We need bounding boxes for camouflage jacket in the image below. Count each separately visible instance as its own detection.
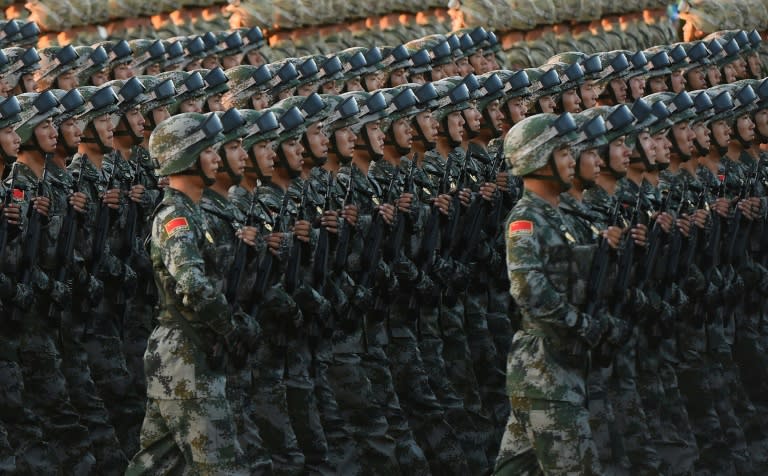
[505,189,596,404]
[200,188,245,294]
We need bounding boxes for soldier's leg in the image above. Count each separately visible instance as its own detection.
[248,341,305,476]
[657,358,699,476]
[121,293,154,396]
[587,365,630,474]
[227,360,272,475]
[126,399,186,475]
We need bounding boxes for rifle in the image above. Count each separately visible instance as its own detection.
[89,160,118,275]
[441,148,471,258]
[12,159,49,322]
[312,174,334,295]
[284,181,310,295]
[611,192,643,318]
[226,190,259,305]
[0,163,18,269]
[384,156,417,264]
[724,159,761,267]
[585,199,621,317]
[680,189,707,279]
[333,168,355,273]
[414,152,455,275]
[47,159,85,320]
[248,193,288,317]
[661,182,690,303]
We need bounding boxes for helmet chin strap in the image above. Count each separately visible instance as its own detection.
[178,157,215,186]
[481,109,501,139]
[329,133,353,165]
[709,124,730,156]
[669,130,693,162]
[57,130,79,156]
[735,128,753,149]
[629,142,658,171]
[412,118,436,149]
[693,137,710,157]
[217,147,243,185]
[354,126,383,161]
[276,142,302,179]
[573,153,596,189]
[655,161,670,171]
[245,148,270,183]
[81,123,113,154]
[527,154,571,191]
[301,135,327,166]
[384,129,411,156]
[439,117,462,148]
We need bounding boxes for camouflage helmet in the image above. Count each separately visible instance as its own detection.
[157,71,206,115]
[380,45,413,73]
[14,21,39,49]
[0,20,21,49]
[72,46,109,85]
[337,47,370,81]
[221,65,274,109]
[272,105,308,146]
[503,112,578,176]
[595,50,631,84]
[162,40,186,70]
[475,72,506,111]
[323,95,361,133]
[172,36,207,71]
[571,111,608,157]
[432,78,472,122]
[241,108,281,151]
[272,92,330,126]
[216,31,246,58]
[237,26,266,54]
[1,47,40,90]
[541,61,585,91]
[0,95,22,130]
[34,45,80,91]
[548,52,603,81]
[526,67,562,102]
[76,84,119,126]
[340,90,389,133]
[128,39,166,74]
[194,67,230,100]
[378,86,420,132]
[688,89,716,124]
[109,77,150,115]
[580,105,637,143]
[50,88,86,127]
[644,91,696,126]
[704,35,742,68]
[267,60,300,97]
[407,47,432,75]
[498,69,532,100]
[738,78,768,110]
[94,40,133,70]
[150,112,225,176]
[14,91,61,144]
[137,75,176,115]
[215,108,248,146]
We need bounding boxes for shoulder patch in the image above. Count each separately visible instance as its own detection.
[717,174,725,182]
[508,220,534,237]
[12,188,24,200]
[164,217,189,237]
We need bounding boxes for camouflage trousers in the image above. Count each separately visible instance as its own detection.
[587,365,630,473]
[496,396,602,475]
[126,397,248,475]
[247,338,305,476]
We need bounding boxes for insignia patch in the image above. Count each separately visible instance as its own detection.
[718,174,725,182]
[508,220,534,237]
[12,188,24,200]
[205,231,214,243]
[164,217,189,237]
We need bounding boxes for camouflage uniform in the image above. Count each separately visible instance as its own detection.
[126,187,247,475]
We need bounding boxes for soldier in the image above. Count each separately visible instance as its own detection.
[1,46,41,94]
[494,112,626,475]
[35,45,80,92]
[72,45,110,87]
[160,71,207,115]
[126,111,253,475]
[128,39,166,77]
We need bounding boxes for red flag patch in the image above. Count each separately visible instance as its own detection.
[718,174,725,182]
[12,188,23,200]
[508,220,534,237]
[164,217,189,237]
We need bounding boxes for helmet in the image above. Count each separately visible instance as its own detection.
[137,75,177,115]
[158,71,207,115]
[216,31,245,58]
[1,47,40,89]
[195,67,230,101]
[14,91,61,144]
[76,84,120,126]
[241,108,281,151]
[128,39,166,74]
[221,64,273,109]
[432,78,472,122]
[150,112,225,176]
[572,112,607,156]
[50,88,86,127]
[237,26,266,54]
[35,45,80,91]
[323,95,361,133]
[504,113,578,176]
[107,77,149,115]
[72,46,109,85]
[162,40,186,70]
[378,86,420,132]
[0,95,21,130]
[475,72,506,111]
[645,91,696,126]
[688,89,716,124]
[340,90,389,133]
[272,106,307,146]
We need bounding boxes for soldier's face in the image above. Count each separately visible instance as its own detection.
[59,118,82,150]
[21,74,36,93]
[671,121,695,156]
[199,146,221,180]
[456,57,474,77]
[629,76,646,101]
[462,106,482,132]
[469,51,487,75]
[280,138,304,171]
[222,54,243,70]
[389,68,408,87]
[579,148,601,181]
[537,95,556,113]
[637,131,657,165]
[206,94,223,112]
[415,111,438,143]
[112,64,133,80]
[446,111,465,143]
[552,146,575,183]
[333,127,356,157]
[506,97,527,124]
[222,138,247,176]
[430,65,448,81]
[33,118,57,153]
[693,122,710,152]
[90,70,109,86]
[670,70,686,93]
[734,58,747,79]
[251,93,269,110]
[710,120,731,148]
[409,72,425,84]
[184,59,202,72]
[610,78,628,103]
[245,50,266,67]
[202,56,220,70]
[686,67,707,90]
[445,61,459,77]
[305,122,329,159]
[735,114,755,142]
[723,63,737,83]
[561,89,582,113]
[608,136,630,173]
[345,78,363,92]
[391,118,413,150]
[321,81,341,95]
[125,108,146,138]
[486,100,505,133]
[579,80,598,108]
[152,107,170,127]
[252,140,275,176]
[180,98,203,114]
[145,63,162,76]
[0,126,20,157]
[296,83,317,97]
[753,109,768,139]
[56,70,78,90]
[364,121,385,155]
[363,74,381,92]
[648,76,667,93]
[484,53,500,71]
[653,131,672,163]
[748,53,763,78]
[707,65,721,86]
[92,114,115,148]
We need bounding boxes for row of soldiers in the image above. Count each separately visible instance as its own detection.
[0,15,764,476]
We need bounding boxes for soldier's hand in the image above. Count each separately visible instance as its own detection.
[320,210,338,234]
[712,197,730,217]
[602,226,622,249]
[458,188,471,207]
[737,197,761,220]
[631,223,648,247]
[341,204,358,227]
[292,220,311,243]
[692,208,708,228]
[32,196,50,217]
[496,171,509,191]
[12,283,34,310]
[397,192,413,214]
[655,212,674,233]
[267,233,284,255]
[434,194,452,215]
[676,216,692,237]
[378,203,395,225]
[69,191,88,213]
[103,188,121,209]
[479,182,497,201]
[128,184,145,203]
[236,226,259,247]
[2,202,21,224]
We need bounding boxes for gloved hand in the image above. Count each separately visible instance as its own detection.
[683,264,707,297]
[12,283,34,310]
[261,285,302,328]
[599,311,630,347]
[415,271,439,297]
[122,263,138,297]
[574,312,605,348]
